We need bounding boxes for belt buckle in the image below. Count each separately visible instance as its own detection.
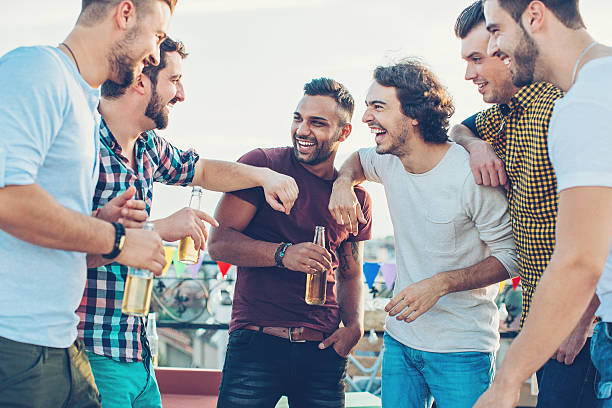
[288,327,306,343]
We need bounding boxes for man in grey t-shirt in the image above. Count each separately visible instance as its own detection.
[329,60,517,408]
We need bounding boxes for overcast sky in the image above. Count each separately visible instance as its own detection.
[2,1,611,239]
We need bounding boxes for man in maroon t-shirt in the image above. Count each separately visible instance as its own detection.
[208,78,372,408]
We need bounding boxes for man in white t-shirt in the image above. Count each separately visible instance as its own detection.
[474,1,612,407]
[329,60,518,408]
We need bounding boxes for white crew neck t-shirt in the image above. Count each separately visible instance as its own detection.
[548,56,612,322]
[359,143,518,353]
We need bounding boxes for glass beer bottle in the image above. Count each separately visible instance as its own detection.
[147,313,159,367]
[305,226,327,305]
[179,186,203,264]
[122,222,155,316]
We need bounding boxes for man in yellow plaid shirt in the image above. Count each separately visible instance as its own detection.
[451,2,599,407]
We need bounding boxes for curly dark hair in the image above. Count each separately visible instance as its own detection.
[373,59,455,144]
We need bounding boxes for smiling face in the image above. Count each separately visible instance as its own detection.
[144,51,185,129]
[107,1,171,87]
[291,95,347,166]
[484,0,541,87]
[362,80,414,157]
[461,23,517,104]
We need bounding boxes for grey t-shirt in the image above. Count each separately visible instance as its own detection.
[359,143,517,353]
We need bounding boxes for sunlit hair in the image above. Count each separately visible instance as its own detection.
[373,59,455,144]
[303,78,355,124]
[101,37,187,99]
[455,1,485,39]
[483,0,585,29]
[79,0,177,26]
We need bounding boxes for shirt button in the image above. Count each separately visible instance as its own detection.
[513,185,517,190]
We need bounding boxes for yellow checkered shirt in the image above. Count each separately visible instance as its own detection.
[475,82,565,326]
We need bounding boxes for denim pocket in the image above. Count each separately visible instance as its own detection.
[228,329,257,349]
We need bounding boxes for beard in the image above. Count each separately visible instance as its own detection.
[510,23,539,87]
[292,131,340,166]
[107,26,143,88]
[374,122,410,156]
[145,85,170,130]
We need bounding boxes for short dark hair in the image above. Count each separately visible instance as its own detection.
[79,0,177,26]
[455,1,485,38]
[101,37,187,99]
[303,78,355,124]
[373,59,455,144]
[485,0,585,29]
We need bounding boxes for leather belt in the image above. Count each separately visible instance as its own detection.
[244,325,324,343]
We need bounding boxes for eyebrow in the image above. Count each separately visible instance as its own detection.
[365,99,387,106]
[486,23,499,32]
[293,112,329,122]
[466,51,483,60]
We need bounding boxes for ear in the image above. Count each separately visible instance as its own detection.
[132,73,148,96]
[112,0,136,31]
[338,123,352,142]
[523,1,546,34]
[411,119,419,127]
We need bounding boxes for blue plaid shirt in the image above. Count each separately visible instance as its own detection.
[77,119,199,362]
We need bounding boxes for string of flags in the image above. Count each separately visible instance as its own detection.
[363,262,521,292]
[363,262,397,290]
[161,246,232,278]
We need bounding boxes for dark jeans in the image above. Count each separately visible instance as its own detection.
[0,336,101,408]
[591,322,612,407]
[536,337,598,408]
[217,328,347,408]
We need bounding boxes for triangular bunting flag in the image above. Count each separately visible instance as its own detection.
[189,253,205,279]
[380,263,397,291]
[173,250,185,278]
[363,262,380,290]
[161,246,176,277]
[217,261,232,278]
[511,276,521,290]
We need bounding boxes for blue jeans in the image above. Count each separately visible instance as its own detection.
[591,322,612,407]
[536,337,598,408]
[87,351,162,408]
[381,333,494,408]
[217,329,347,408]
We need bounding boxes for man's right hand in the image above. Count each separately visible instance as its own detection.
[281,242,332,274]
[329,180,366,236]
[115,228,166,276]
[466,140,507,187]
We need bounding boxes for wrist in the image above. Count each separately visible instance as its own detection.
[465,139,487,153]
[433,273,452,297]
[274,242,292,267]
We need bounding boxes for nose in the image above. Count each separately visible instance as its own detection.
[465,63,477,81]
[296,121,309,136]
[147,45,161,67]
[487,35,500,57]
[362,108,374,124]
[175,81,185,102]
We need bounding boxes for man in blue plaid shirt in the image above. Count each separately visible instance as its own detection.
[78,37,299,407]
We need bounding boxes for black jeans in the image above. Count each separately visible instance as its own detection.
[217,328,347,408]
[536,337,598,408]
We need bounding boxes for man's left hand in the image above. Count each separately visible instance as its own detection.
[261,170,299,215]
[318,325,363,357]
[96,186,147,228]
[552,321,590,365]
[385,276,445,323]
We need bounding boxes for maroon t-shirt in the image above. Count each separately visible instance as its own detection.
[228,147,372,334]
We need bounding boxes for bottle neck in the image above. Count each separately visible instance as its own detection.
[188,193,202,209]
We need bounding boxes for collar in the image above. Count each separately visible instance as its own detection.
[508,82,551,114]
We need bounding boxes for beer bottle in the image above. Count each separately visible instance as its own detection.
[147,313,159,367]
[122,222,155,316]
[178,186,203,264]
[305,226,327,305]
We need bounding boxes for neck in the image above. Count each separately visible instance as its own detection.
[299,152,338,180]
[99,99,148,156]
[538,28,595,91]
[398,140,451,174]
[61,26,113,88]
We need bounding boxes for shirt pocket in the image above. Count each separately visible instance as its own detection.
[424,206,456,254]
